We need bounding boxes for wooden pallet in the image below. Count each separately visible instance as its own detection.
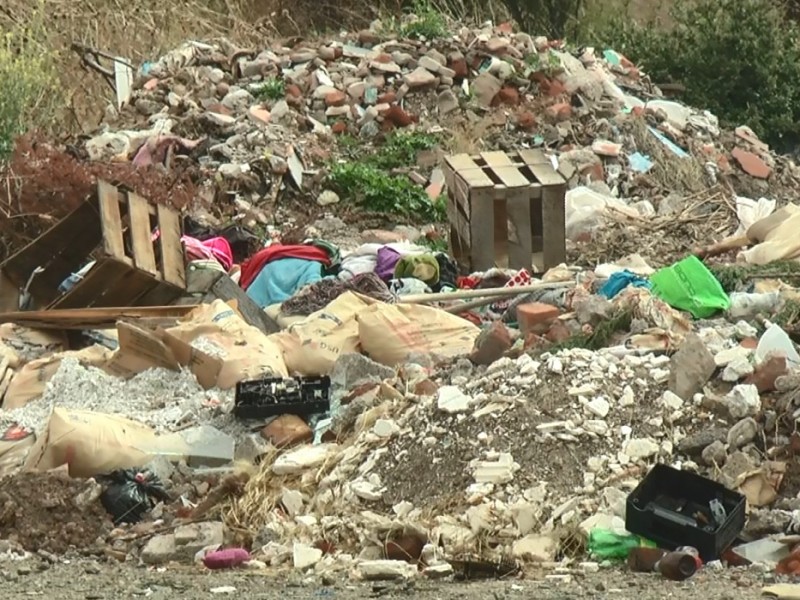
[0,181,186,311]
[442,149,567,273]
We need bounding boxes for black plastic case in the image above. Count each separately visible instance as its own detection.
[625,464,746,561]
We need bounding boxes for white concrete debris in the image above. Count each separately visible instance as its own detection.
[292,543,323,570]
[357,560,418,581]
[471,452,520,484]
[273,444,339,475]
[724,384,761,419]
[2,357,233,435]
[436,385,473,413]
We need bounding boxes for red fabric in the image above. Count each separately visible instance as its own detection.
[240,244,332,290]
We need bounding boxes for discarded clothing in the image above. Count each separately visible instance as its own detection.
[280,272,394,316]
[183,218,261,264]
[390,277,431,296]
[182,236,234,271]
[394,254,440,285]
[599,270,651,299]
[241,244,333,291]
[376,247,402,281]
[246,258,324,308]
[339,242,429,280]
[432,253,458,292]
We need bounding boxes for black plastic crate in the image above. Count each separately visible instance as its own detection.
[234,376,330,419]
[625,464,746,562]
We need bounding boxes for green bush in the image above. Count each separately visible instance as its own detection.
[589,0,800,148]
[0,19,58,162]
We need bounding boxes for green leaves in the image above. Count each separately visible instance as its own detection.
[328,131,445,222]
[591,0,800,148]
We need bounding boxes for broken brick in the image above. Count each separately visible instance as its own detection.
[545,102,572,122]
[469,321,512,366]
[515,111,536,131]
[384,105,414,127]
[492,86,520,106]
[324,90,347,107]
[731,147,771,179]
[745,355,787,394]
[516,302,560,336]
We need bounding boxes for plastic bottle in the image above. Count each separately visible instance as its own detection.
[588,529,656,560]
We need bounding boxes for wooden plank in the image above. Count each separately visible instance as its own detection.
[98,181,129,262]
[156,204,186,288]
[207,273,279,334]
[542,182,568,270]
[445,196,470,246]
[445,155,494,188]
[526,161,567,188]
[0,305,197,330]
[480,151,530,188]
[517,148,551,166]
[493,198,509,269]
[136,283,184,307]
[469,187,495,271]
[92,268,161,307]
[453,172,472,217]
[506,189,533,271]
[127,192,158,276]
[48,259,128,309]
[2,200,103,303]
[0,271,19,312]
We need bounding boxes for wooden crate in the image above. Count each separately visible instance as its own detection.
[442,150,567,273]
[0,180,186,311]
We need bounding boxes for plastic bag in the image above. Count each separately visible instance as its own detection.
[650,255,730,319]
[100,469,170,525]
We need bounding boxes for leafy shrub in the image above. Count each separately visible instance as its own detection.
[328,131,444,221]
[589,0,800,148]
[0,17,58,162]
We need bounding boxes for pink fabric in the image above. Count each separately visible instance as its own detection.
[181,236,233,270]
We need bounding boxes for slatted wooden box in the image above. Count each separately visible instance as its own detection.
[0,180,186,311]
[442,150,567,273]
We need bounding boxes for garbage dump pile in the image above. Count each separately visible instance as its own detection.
[4,16,800,598]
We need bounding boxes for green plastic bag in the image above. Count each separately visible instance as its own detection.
[650,255,730,319]
[588,528,656,560]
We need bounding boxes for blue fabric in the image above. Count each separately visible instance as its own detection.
[245,257,324,308]
[599,270,652,299]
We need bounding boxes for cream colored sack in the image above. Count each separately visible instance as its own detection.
[24,408,164,477]
[271,292,375,376]
[166,299,288,387]
[3,345,111,410]
[357,303,480,366]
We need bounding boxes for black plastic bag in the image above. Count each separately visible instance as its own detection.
[99,469,171,525]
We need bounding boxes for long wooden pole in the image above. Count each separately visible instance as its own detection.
[398,281,575,304]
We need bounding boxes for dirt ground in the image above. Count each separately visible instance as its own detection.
[0,558,774,599]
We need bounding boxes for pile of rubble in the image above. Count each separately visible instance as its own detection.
[5,14,800,595]
[59,18,799,265]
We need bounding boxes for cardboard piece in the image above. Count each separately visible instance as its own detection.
[357,302,481,366]
[271,291,376,377]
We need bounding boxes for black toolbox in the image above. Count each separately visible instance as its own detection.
[234,376,330,419]
[625,464,746,562]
